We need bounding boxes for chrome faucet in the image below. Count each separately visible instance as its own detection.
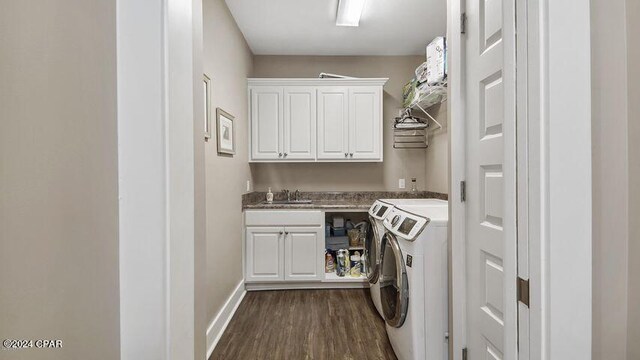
[282,189,291,202]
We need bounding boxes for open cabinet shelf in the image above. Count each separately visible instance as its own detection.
[324,272,368,282]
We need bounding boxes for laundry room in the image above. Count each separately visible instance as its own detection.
[3,0,613,358]
[204,0,450,359]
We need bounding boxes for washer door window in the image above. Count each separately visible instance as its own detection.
[365,217,380,283]
[380,232,409,328]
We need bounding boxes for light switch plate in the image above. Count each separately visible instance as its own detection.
[399,178,406,189]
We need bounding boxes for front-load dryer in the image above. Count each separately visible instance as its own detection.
[367,200,395,318]
[380,204,449,360]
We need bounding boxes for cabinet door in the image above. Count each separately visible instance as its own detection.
[349,86,382,160]
[246,227,283,282]
[284,226,324,281]
[317,87,349,160]
[283,87,316,160]
[250,86,283,160]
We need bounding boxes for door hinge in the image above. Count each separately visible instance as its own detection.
[460,181,466,202]
[518,277,530,307]
[461,12,467,34]
[462,347,468,360]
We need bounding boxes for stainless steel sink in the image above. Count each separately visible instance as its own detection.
[266,199,313,205]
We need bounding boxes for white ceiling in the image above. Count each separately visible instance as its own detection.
[224,0,447,56]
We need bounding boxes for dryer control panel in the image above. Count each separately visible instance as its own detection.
[368,200,394,220]
[383,208,430,241]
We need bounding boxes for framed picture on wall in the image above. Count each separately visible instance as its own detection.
[216,108,235,155]
[203,74,212,141]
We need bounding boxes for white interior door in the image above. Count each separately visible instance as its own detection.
[250,86,283,160]
[317,87,349,160]
[349,87,382,160]
[283,86,316,160]
[464,0,518,358]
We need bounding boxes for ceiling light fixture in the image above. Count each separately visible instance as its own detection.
[336,0,366,27]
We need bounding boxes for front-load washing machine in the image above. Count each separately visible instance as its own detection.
[367,200,395,318]
[367,198,447,319]
[379,204,449,360]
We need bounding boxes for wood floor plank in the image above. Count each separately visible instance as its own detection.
[209,289,397,360]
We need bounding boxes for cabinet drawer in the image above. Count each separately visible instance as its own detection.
[245,210,323,227]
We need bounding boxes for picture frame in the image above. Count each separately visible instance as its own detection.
[216,108,236,155]
[203,74,212,141]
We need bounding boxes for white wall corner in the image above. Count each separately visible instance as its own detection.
[206,281,247,359]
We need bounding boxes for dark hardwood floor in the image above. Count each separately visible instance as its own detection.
[209,289,397,360]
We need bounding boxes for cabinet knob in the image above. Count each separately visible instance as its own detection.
[284,153,288,157]
[350,153,354,157]
[344,153,348,158]
[285,231,289,235]
[279,153,283,157]
[279,231,284,235]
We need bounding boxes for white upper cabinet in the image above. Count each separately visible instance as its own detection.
[283,87,316,160]
[349,87,382,160]
[248,78,387,162]
[317,87,349,160]
[250,86,283,160]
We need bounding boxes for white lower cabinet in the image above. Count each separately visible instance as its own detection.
[284,227,324,281]
[245,211,324,283]
[246,227,284,282]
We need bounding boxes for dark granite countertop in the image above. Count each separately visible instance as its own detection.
[242,191,448,210]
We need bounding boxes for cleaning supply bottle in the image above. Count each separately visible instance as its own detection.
[325,252,335,273]
[361,251,367,274]
[266,187,274,203]
[350,251,361,277]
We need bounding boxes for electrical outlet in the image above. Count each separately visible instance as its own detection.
[399,178,406,189]
[246,180,251,192]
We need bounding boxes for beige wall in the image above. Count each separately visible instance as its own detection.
[251,55,448,194]
[591,0,634,358]
[626,0,640,358]
[0,1,120,359]
[425,103,448,194]
[203,0,254,322]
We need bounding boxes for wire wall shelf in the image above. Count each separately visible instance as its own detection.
[408,83,447,114]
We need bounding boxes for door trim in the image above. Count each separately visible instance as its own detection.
[448,0,468,357]
[117,0,205,358]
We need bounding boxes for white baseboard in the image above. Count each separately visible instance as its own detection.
[245,281,369,291]
[206,281,246,359]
